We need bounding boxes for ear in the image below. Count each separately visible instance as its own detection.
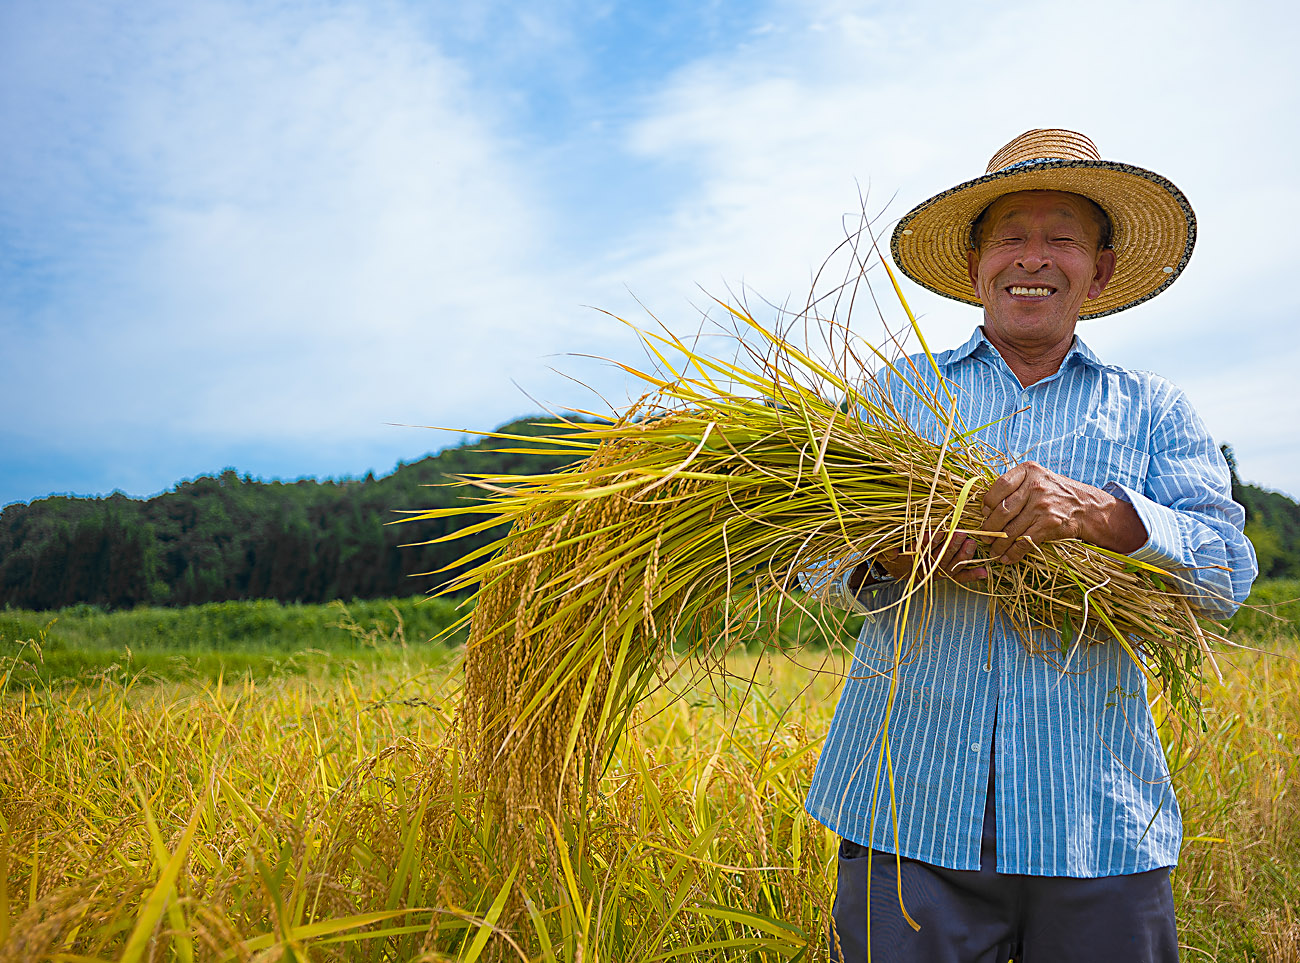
[1087,248,1117,300]
[966,248,982,298]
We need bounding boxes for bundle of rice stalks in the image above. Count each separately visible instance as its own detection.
[405,279,1224,834]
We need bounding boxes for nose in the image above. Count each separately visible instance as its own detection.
[1015,234,1052,273]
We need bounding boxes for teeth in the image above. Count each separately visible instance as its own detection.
[1010,286,1053,297]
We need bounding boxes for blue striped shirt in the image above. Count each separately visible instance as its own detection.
[804,326,1257,877]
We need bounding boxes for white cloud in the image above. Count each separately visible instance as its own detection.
[3,0,1298,504]
[4,0,615,462]
[602,0,1300,495]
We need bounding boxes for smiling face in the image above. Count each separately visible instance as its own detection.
[966,190,1117,358]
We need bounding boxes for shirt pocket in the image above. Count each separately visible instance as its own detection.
[1020,429,1150,491]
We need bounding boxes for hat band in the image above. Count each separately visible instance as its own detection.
[997,156,1075,174]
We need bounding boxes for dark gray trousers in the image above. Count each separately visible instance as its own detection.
[829,764,1179,963]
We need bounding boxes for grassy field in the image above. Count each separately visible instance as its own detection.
[0,588,1298,960]
[0,596,466,688]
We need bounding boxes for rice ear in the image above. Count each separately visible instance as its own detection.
[404,302,1219,838]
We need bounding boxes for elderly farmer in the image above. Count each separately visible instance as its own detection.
[811,130,1257,962]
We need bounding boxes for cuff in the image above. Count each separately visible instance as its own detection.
[1103,482,1185,570]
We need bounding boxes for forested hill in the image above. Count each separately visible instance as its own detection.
[1220,444,1300,580]
[2,428,1298,611]
[0,419,587,610]
[1236,486,1300,581]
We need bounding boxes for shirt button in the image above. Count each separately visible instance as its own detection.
[982,661,992,672]
[969,742,979,752]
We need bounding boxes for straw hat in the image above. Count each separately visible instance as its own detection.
[889,129,1196,319]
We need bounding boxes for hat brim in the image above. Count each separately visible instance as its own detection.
[889,159,1196,319]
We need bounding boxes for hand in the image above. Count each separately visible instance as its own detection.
[979,461,1147,565]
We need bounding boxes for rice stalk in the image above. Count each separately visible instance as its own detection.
[406,273,1225,837]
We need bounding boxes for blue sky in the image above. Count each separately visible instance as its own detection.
[3,0,1299,508]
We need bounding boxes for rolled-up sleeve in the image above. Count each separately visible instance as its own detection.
[1104,387,1257,619]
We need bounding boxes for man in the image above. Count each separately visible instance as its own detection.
[808,129,1257,962]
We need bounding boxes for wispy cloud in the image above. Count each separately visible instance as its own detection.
[607,0,1300,492]
[2,0,1296,505]
[2,0,608,494]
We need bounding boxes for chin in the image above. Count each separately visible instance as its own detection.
[988,310,1075,342]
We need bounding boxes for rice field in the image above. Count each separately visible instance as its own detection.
[1,612,1298,961]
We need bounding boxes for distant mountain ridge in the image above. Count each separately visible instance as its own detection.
[1,426,1296,611]
[0,418,584,610]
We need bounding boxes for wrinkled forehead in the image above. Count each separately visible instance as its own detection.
[981,189,1099,226]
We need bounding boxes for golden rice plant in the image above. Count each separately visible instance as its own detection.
[0,642,841,961]
[406,259,1226,835]
[2,635,1294,960]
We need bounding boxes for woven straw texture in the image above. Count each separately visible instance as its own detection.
[890,129,1196,319]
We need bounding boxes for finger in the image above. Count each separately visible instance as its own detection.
[949,539,987,583]
[930,531,956,568]
[938,532,974,571]
[914,529,945,567]
[990,510,1037,561]
[982,465,1026,519]
[952,563,988,584]
[1001,531,1040,565]
[927,530,967,576]
[1000,513,1058,563]
[980,481,1030,542]
[983,485,1033,552]
[944,536,977,574]
[980,496,1013,544]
